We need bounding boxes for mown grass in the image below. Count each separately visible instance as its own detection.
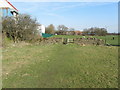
[2,43,118,88]
[52,35,119,45]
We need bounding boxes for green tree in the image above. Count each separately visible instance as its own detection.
[45,24,55,34]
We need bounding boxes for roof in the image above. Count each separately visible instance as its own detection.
[74,31,82,33]
[0,0,18,12]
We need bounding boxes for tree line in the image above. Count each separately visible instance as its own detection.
[2,13,108,43]
[82,27,107,36]
[45,24,76,35]
[45,25,108,36]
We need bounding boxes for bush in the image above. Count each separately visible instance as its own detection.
[2,14,39,43]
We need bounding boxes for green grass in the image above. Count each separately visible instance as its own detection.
[2,44,118,88]
[52,35,119,45]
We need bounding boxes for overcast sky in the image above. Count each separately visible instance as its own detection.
[11,2,118,33]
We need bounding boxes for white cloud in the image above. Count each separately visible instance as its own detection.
[50,2,111,11]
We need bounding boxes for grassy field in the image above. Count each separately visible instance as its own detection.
[2,43,118,88]
[52,35,119,45]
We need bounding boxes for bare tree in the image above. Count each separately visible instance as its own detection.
[57,25,68,35]
[69,28,75,31]
[2,14,39,43]
[57,25,68,31]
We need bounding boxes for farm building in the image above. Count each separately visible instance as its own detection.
[37,24,45,36]
[74,31,82,35]
[37,24,53,38]
[0,0,18,17]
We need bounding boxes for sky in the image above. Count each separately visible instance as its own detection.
[11,2,118,33]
